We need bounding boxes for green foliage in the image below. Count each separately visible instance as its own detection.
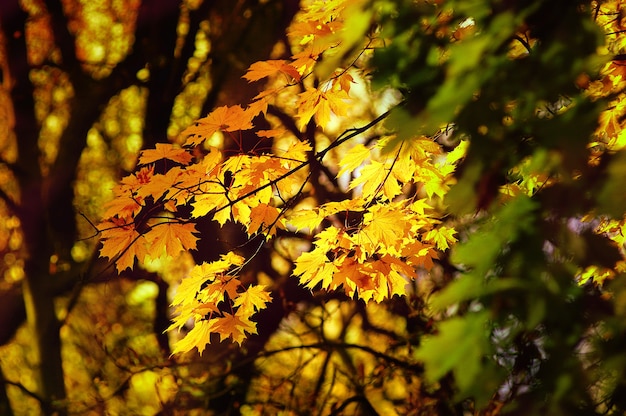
[371,0,626,413]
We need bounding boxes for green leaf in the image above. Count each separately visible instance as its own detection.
[431,274,528,311]
[415,310,491,394]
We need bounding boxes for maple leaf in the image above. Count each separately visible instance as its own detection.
[276,138,312,160]
[191,185,230,220]
[411,199,433,215]
[172,318,217,355]
[291,43,328,75]
[233,285,272,315]
[403,240,438,270]
[243,60,301,82]
[138,143,193,166]
[293,248,337,289]
[418,165,448,199]
[349,161,402,201]
[333,256,370,296]
[337,143,371,178]
[99,221,149,272]
[211,311,258,346]
[137,167,185,203]
[193,301,220,316]
[287,208,325,232]
[214,274,242,300]
[320,198,365,217]
[118,166,154,192]
[247,203,285,236]
[424,226,458,250]
[288,20,335,44]
[144,221,199,258]
[359,204,412,255]
[295,87,350,130]
[247,98,269,118]
[361,256,411,302]
[181,105,254,146]
[171,252,244,309]
[101,194,143,220]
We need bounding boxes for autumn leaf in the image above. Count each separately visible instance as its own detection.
[291,43,327,75]
[137,167,185,203]
[287,208,325,232]
[337,143,371,178]
[172,318,217,356]
[191,184,230,221]
[247,203,285,236]
[358,204,412,255]
[349,161,402,201]
[243,60,301,82]
[424,226,458,250]
[144,221,199,258]
[138,143,193,166]
[247,97,269,118]
[181,105,254,146]
[294,248,336,289]
[211,311,258,346]
[295,87,350,130]
[333,256,371,297]
[233,285,272,315]
[170,252,245,310]
[288,21,335,45]
[99,221,149,272]
[101,194,143,220]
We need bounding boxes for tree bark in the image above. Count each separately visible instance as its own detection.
[0,2,67,413]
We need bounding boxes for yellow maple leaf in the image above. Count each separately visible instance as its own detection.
[172,318,217,355]
[403,240,438,270]
[144,221,199,258]
[287,208,325,232]
[137,167,185,203]
[358,204,412,255]
[191,185,230,220]
[233,285,272,315]
[295,87,350,130]
[364,256,413,302]
[171,252,244,309]
[349,161,402,201]
[247,203,285,236]
[337,143,371,178]
[333,256,370,297]
[424,226,458,250]
[294,248,336,289]
[101,194,143,220]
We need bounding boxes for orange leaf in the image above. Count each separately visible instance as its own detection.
[247,203,285,236]
[99,221,148,272]
[243,60,301,82]
[182,105,254,146]
[138,143,193,166]
[211,311,258,346]
[101,194,143,220]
